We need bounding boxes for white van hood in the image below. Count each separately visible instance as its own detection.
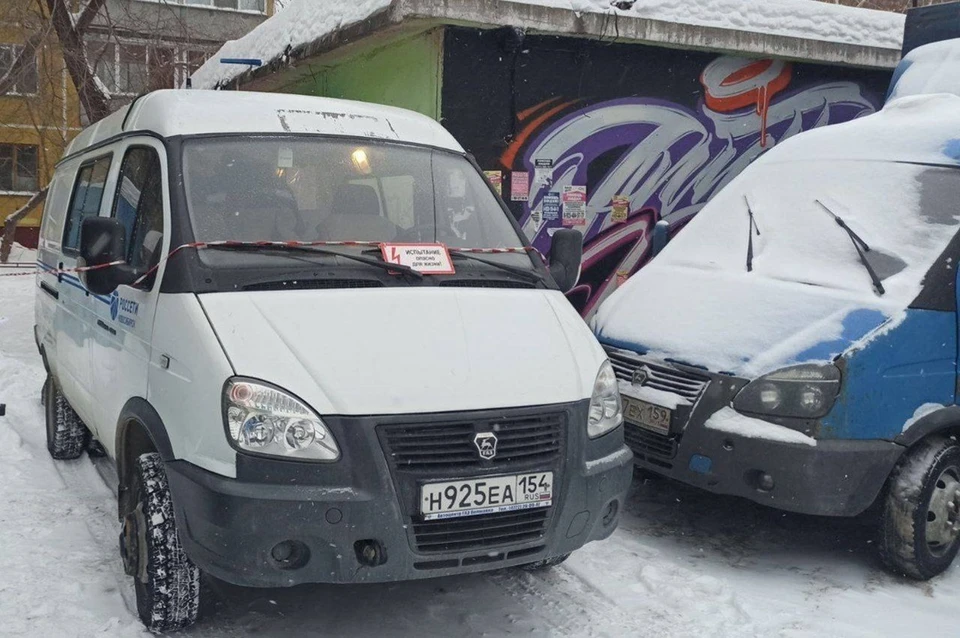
[199,288,605,416]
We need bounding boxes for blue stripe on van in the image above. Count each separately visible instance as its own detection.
[37,260,112,305]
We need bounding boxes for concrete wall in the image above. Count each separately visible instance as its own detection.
[440,26,893,314]
[282,29,444,120]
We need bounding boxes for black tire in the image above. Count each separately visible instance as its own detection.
[879,436,960,580]
[520,553,571,571]
[124,452,200,632]
[44,376,89,460]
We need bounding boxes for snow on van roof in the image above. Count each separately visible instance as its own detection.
[593,94,960,376]
[888,38,960,102]
[63,90,463,159]
[190,0,905,91]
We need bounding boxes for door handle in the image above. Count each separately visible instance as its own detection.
[96,319,117,336]
[40,281,59,300]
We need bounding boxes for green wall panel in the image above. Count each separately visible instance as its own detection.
[285,29,443,120]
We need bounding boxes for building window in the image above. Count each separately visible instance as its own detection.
[0,144,39,192]
[184,0,265,12]
[94,42,190,94]
[0,44,39,95]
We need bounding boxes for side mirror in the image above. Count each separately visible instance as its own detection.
[549,228,583,293]
[651,220,671,258]
[78,217,139,295]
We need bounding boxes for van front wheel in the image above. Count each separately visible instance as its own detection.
[123,452,200,632]
[879,436,960,580]
[44,376,89,460]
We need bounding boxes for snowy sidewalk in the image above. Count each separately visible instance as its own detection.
[1,271,959,637]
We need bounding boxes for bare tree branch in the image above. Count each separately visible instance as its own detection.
[0,29,48,96]
[0,189,48,263]
[43,0,111,123]
[74,0,107,35]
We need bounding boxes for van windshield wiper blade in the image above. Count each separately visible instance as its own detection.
[206,244,424,279]
[744,195,761,273]
[448,251,545,284]
[815,200,885,296]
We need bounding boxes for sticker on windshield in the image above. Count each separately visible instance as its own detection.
[278,147,293,168]
[381,243,456,275]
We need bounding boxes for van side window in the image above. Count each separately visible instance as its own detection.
[62,155,112,252]
[112,147,164,277]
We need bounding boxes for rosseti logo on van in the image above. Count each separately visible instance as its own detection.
[111,291,139,328]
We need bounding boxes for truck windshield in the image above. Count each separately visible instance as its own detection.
[659,159,960,303]
[181,137,525,251]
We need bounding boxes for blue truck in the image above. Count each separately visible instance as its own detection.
[593,7,960,580]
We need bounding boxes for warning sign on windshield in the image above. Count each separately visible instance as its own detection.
[381,243,456,275]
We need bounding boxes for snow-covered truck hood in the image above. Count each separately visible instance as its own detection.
[198,288,606,416]
[593,264,897,377]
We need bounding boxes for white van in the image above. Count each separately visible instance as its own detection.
[33,90,633,631]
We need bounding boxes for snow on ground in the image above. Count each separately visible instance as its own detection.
[2,272,960,637]
[190,0,904,90]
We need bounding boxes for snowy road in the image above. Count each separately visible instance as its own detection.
[2,270,959,637]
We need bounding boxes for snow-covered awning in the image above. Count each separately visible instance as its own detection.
[191,0,905,91]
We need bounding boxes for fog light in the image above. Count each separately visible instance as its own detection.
[758,473,775,492]
[355,539,387,567]
[270,540,310,569]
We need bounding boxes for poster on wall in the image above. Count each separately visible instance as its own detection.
[534,159,554,187]
[484,170,503,197]
[562,186,587,227]
[511,172,530,202]
[611,196,629,224]
[542,192,561,222]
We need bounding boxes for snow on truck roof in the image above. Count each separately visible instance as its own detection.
[888,38,960,103]
[63,90,463,159]
[190,0,905,91]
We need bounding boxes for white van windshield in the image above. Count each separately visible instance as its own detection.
[659,159,960,305]
[182,137,525,250]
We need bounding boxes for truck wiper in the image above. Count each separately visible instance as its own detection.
[206,244,424,279]
[744,195,761,273]
[815,200,885,296]
[448,251,545,284]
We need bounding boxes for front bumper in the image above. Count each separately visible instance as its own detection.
[165,401,633,588]
[606,348,904,517]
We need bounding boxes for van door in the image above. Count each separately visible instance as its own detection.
[87,140,168,456]
[54,153,114,429]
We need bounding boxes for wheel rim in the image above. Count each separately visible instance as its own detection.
[925,465,960,557]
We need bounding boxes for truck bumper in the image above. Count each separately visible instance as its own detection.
[165,401,633,588]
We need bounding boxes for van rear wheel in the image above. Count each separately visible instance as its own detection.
[122,452,200,632]
[43,376,90,460]
[879,436,960,580]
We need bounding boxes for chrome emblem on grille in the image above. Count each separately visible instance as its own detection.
[474,432,498,460]
[632,366,650,387]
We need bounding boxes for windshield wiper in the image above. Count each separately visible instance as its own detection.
[744,195,761,273]
[448,252,545,284]
[815,200,885,296]
[206,244,424,280]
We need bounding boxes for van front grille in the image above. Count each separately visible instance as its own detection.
[412,508,549,553]
[378,413,564,472]
[624,423,679,468]
[606,349,710,401]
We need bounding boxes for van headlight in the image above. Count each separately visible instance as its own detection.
[733,364,841,419]
[223,378,340,461]
[588,360,623,438]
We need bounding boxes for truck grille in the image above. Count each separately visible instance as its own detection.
[607,349,710,401]
[412,509,549,553]
[624,423,679,469]
[378,413,563,472]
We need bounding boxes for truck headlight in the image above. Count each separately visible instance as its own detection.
[223,378,340,461]
[733,364,840,419]
[588,360,623,439]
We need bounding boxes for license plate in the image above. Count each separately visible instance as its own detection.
[420,472,553,521]
[623,396,672,435]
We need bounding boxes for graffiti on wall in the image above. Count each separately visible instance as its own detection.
[506,56,880,315]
